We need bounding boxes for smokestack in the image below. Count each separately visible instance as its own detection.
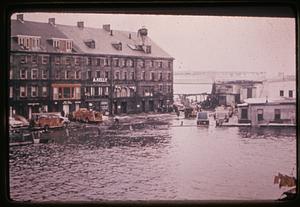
[77,21,84,29]
[17,14,24,23]
[48,18,55,26]
[103,24,111,32]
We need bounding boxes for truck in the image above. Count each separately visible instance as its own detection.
[31,112,70,130]
[72,108,103,123]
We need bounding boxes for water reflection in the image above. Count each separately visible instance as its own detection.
[9,116,296,201]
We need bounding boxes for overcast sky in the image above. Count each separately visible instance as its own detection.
[11,12,295,75]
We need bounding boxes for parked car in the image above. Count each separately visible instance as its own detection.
[31,112,70,130]
[72,108,103,123]
[214,106,230,126]
[9,115,29,129]
[196,111,209,126]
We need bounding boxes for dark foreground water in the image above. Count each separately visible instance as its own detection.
[9,114,296,201]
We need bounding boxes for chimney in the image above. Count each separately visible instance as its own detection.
[17,14,24,23]
[103,24,111,32]
[77,21,84,29]
[129,33,131,39]
[48,18,55,26]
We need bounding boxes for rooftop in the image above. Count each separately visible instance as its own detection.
[11,18,173,59]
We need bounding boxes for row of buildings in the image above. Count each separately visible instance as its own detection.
[10,14,174,119]
[212,76,296,126]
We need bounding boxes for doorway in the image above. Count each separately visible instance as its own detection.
[121,101,127,113]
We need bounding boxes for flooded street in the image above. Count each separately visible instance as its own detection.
[9,114,296,201]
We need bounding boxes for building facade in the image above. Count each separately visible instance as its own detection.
[237,98,296,126]
[10,15,174,119]
[213,80,263,107]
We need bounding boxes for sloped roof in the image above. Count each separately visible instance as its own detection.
[10,19,80,53]
[11,19,173,59]
[56,24,172,58]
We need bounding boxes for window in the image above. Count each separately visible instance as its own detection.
[124,72,127,80]
[42,87,47,97]
[289,90,293,98]
[241,108,248,119]
[65,71,71,79]
[52,39,72,52]
[90,87,95,96]
[149,60,154,67]
[274,109,281,121]
[20,86,27,97]
[75,57,81,65]
[104,58,110,66]
[87,70,92,80]
[31,55,37,64]
[17,35,41,50]
[42,56,48,64]
[96,58,101,66]
[167,85,172,93]
[55,71,60,79]
[131,72,135,80]
[159,72,163,81]
[65,56,71,65]
[31,69,38,79]
[55,56,61,65]
[31,86,38,97]
[20,55,27,63]
[75,71,81,79]
[280,90,284,97]
[159,85,163,92]
[20,69,27,79]
[126,59,134,67]
[257,109,263,121]
[42,70,47,79]
[168,73,171,80]
[105,71,109,79]
[141,71,145,80]
[151,72,155,81]
[96,71,101,78]
[63,88,71,98]
[113,59,119,67]
[87,57,92,66]
[159,61,163,68]
[95,87,99,96]
[9,87,13,98]
[247,88,252,98]
[115,72,120,80]
[168,61,172,68]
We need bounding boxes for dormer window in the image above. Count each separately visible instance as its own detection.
[15,35,41,50]
[84,39,95,49]
[112,42,122,51]
[50,38,73,53]
[127,43,151,54]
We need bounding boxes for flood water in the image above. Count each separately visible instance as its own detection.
[9,114,296,201]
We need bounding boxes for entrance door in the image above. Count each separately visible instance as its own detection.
[241,108,248,119]
[141,100,145,112]
[149,100,154,112]
[121,102,127,113]
[113,102,118,114]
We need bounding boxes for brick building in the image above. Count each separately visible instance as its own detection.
[10,14,174,119]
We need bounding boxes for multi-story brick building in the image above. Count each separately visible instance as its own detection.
[10,14,174,119]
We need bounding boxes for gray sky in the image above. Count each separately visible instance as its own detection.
[11,12,295,75]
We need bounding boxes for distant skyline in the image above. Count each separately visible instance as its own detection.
[11,12,296,76]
